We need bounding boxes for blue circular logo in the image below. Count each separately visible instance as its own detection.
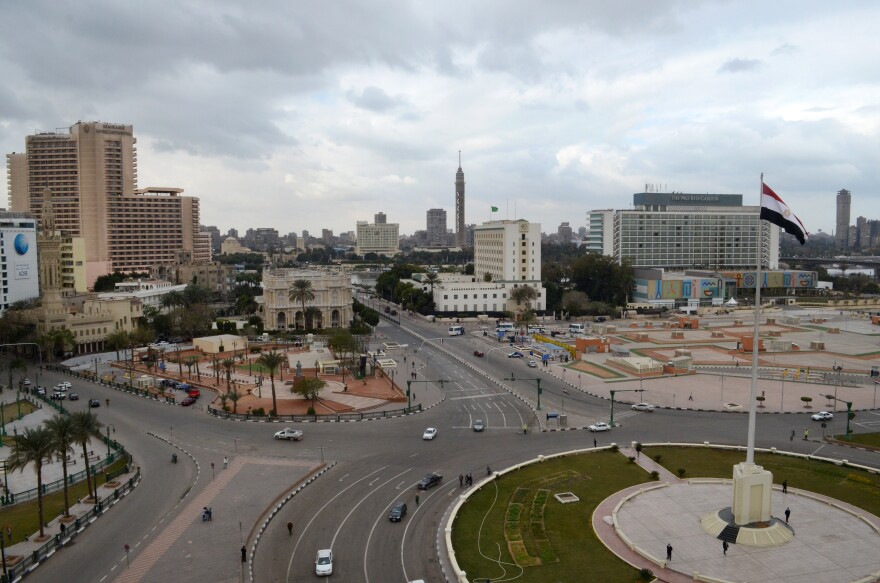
[14,234,29,255]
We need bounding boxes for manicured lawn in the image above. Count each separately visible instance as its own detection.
[0,458,128,544]
[841,432,880,449]
[451,450,648,583]
[0,400,37,423]
[646,446,880,517]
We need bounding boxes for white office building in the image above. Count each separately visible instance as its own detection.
[356,218,399,256]
[587,193,780,270]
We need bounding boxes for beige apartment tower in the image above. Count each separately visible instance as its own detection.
[7,121,209,286]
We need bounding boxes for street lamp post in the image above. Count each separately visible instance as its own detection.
[824,394,854,440]
[504,375,542,411]
[780,370,786,413]
[106,424,115,458]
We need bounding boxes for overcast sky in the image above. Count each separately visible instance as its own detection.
[2,1,878,238]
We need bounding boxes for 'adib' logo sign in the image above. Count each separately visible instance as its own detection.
[13,234,29,256]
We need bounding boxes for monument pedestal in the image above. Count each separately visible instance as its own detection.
[732,461,772,524]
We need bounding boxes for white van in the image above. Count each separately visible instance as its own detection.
[568,323,586,334]
[496,322,515,333]
[448,325,464,336]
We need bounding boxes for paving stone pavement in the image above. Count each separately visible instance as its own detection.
[111,455,318,583]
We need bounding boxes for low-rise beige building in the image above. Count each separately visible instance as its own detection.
[261,268,352,331]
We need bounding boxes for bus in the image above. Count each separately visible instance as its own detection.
[495,322,515,333]
[448,325,464,336]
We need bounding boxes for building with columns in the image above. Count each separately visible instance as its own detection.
[260,268,353,331]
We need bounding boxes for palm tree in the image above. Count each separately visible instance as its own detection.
[304,306,322,330]
[221,358,236,393]
[105,330,130,363]
[7,356,26,392]
[257,350,285,416]
[45,415,76,517]
[7,427,55,538]
[483,272,493,282]
[424,272,440,296]
[228,388,241,413]
[289,279,316,330]
[71,411,102,502]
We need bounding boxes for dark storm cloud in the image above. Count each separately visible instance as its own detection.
[718,58,761,74]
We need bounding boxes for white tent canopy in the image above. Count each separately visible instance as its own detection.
[725,298,738,306]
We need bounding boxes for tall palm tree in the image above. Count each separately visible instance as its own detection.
[289,279,315,330]
[257,350,285,416]
[7,427,55,538]
[221,358,236,393]
[304,306,322,330]
[45,415,76,517]
[424,272,440,296]
[71,411,103,501]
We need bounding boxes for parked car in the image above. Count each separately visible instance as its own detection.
[422,428,437,440]
[588,422,611,432]
[315,549,333,576]
[274,428,304,441]
[390,309,398,316]
[22,379,31,386]
[473,350,484,357]
[181,397,197,407]
[388,501,408,522]
[527,360,538,368]
[417,473,443,490]
[51,392,66,400]
[187,389,201,399]
[631,403,655,412]
[68,393,79,401]
[507,351,524,358]
[472,419,485,432]
[36,387,47,396]
[89,399,101,408]
[811,411,833,421]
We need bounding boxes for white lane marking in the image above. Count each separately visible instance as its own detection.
[286,465,389,582]
[338,473,350,482]
[400,480,458,581]
[363,496,398,583]
[330,468,412,549]
[495,401,507,427]
[395,480,407,490]
[449,393,509,400]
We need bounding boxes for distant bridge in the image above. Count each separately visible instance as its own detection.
[781,257,880,275]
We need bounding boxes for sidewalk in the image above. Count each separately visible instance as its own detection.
[3,467,140,570]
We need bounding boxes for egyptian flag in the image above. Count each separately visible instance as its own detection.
[761,182,808,245]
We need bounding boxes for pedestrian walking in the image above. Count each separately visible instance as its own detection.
[207,507,213,521]
[782,480,787,494]
[468,473,472,486]
[223,456,228,469]
[241,545,247,563]
[5,526,10,542]
[722,540,729,555]
[803,428,809,440]
[666,543,673,561]
[784,507,790,522]
[593,438,597,448]
[415,495,420,506]
[688,393,693,401]
[459,474,464,487]
[287,521,293,536]
[106,398,110,407]
[790,430,795,442]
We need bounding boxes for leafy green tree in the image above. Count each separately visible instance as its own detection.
[570,253,634,306]
[7,427,55,538]
[257,350,285,416]
[45,415,76,518]
[562,290,590,316]
[105,330,130,362]
[291,377,326,408]
[7,356,26,391]
[304,306,322,330]
[510,285,538,316]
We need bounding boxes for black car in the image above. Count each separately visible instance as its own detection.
[389,501,407,522]
[417,473,442,490]
[89,399,101,408]
[68,393,79,401]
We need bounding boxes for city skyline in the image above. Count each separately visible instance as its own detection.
[2,1,879,236]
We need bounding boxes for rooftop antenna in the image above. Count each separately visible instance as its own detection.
[458,150,461,168]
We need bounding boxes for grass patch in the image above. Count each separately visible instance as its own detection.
[840,432,880,449]
[646,446,880,517]
[451,450,647,583]
[0,458,128,544]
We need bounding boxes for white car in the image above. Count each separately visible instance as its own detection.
[811,411,833,421]
[631,403,655,412]
[422,428,438,440]
[315,549,333,576]
[274,428,304,441]
[527,360,538,368]
[588,422,611,432]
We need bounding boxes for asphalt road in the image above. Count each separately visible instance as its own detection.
[10,316,880,583]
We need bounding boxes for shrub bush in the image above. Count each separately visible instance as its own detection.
[654,454,662,463]
[639,567,655,581]
[677,468,686,478]
[650,471,660,481]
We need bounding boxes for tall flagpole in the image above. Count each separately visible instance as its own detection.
[746,173,763,464]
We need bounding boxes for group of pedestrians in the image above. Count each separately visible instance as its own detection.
[458,473,473,487]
